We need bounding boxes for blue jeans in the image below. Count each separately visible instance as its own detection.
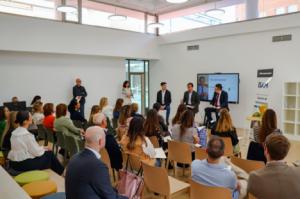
[164,105,170,125]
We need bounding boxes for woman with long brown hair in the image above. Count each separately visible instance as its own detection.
[258,109,281,143]
[88,105,100,125]
[113,98,123,120]
[211,109,240,154]
[172,104,187,126]
[144,109,161,138]
[116,105,132,141]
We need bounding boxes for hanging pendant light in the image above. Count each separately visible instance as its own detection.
[205,2,225,16]
[148,22,164,29]
[57,5,77,13]
[166,0,189,4]
[108,7,127,21]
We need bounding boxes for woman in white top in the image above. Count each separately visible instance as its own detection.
[8,111,64,175]
[122,80,132,105]
[99,97,113,122]
[32,102,44,125]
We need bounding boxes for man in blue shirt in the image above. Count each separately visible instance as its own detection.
[191,136,239,199]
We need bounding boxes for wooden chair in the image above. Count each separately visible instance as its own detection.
[167,140,192,177]
[190,179,231,199]
[37,125,47,146]
[220,137,234,157]
[142,162,190,199]
[149,136,160,148]
[231,156,265,173]
[195,147,207,160]
[248,193,257,199]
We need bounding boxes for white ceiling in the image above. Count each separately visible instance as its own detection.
[92,0,220,14]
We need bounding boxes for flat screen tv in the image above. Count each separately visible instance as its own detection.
[197,73,240,104]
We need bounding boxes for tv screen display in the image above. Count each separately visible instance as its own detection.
[197,73,240,104]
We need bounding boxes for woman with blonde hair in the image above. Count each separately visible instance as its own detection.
[99,97,113,122]
[211,109,240,154]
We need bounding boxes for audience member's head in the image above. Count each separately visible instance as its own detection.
[260,109,277,143]
[144,109,160,136]
[127,116,145,150]
[206,136,225,161]
[187,82,194,92]
[0,106,10,121]
[15,111,32,127]
[84,126,106,152]
[113,98,124,113]
[93,113,107,128]
[179,110,194,137]
[76,78,82,86]
[43,103,54,117]
[119,105,132,125]
[31,95,41,105]
[216,109,234,132]
[172,104,187,125]
[123,80,130,88]
[89,105,100,124]
[215,84,223,93]
[264,133,290,162]
[131,103,139,114]
[32,102,43,114]
[99,97,108,111]
[12,96,19,103]
[56,104,67,118]
[152,102,161,112]
[161,82,167,90]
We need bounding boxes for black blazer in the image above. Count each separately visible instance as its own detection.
[210,90,229,110]
[156,90,172,106]
[105,130,123,171]
[66,149,127,199]
[73,86,87,103]
[183,91,200,113]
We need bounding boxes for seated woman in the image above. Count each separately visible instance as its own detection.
[0,106,10,148]
[171,110,199,157]
[99,97,113,122]
[120,117,156,165]
[32,102,44,125]
[31,95,42,106]
[152,102,168,132]
[88,105,100,126]
[43,103,55,131]
[211,109,240,154]
[8,111,64,175]
[131,103,143,118]
[144,109,163,147]
[68,99,86,123]
[172,104,187,126]
[55,104,84,140]
[113,98,124,121]
[116,105,132,141]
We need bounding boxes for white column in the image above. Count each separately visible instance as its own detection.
[246,0,259,20]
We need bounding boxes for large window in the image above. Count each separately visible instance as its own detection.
[259,0,300,17]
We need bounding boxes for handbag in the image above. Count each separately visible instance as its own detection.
[116,154,144,199]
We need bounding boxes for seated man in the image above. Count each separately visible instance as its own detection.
[248,133,300,199]
[204,84,228,126]
[191,136,239,199]
[65,126,127,199]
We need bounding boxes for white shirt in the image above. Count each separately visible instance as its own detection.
[188,92,192,105]
[142,137,156,158]
[101,105,113,121]
[217,93,221,107]
[8,127,45,162]
[32,112,44,125]
[86,147,101,159]
[161,90,166,105]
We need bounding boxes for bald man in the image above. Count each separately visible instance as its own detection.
[72,78,87,118]
[65,126,127,199]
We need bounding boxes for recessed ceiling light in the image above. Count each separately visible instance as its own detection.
[166,0,188,3]
[148,22,164,29]
[108,14,127,21]
[57,5,77,13]
[205,8,225,16]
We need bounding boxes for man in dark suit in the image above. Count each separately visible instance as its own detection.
[73,78,87,118]
[156,82,172,125]
[183,82,200,114]
[65,126,127,199]
[204,84,228,125]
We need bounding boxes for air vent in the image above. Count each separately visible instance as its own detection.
[187,45,199,51]
[272,34,292,42]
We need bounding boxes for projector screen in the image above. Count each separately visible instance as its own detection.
[197,73,240,104]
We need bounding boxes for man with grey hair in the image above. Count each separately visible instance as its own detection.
[65,126,127,199]
[191,136,240,199]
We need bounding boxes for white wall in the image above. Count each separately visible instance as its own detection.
[150,13,300,129]
[0,51,125,116]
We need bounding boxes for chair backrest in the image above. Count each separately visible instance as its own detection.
[45,128,55,143]
[231,156,265,173]
[100,148,111,168]
[125,153,143,173]
[142,162,170,197]
[195,147,207,160]
[148,136,160,148]
[116,126,127,141]
[72,120,83,129]
[55,131,65,148]
[64,135,79,157]
[190,179,231,199]
[168,140,192,164]
[220,137,233,157]
[37,124,47,140]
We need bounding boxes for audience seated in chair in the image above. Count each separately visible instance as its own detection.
[248,133,300,199]
[88,105,100,126]
[116,105,132,141]
[130,103,143,118]
[99,97,113,122]
[171,104,187,126]
[144,109,164,148]
[120,117,156,166]
[43,103,55,131]
[211,109,240,155]
[153,102,168,131]
[8,111,64,175]
[32,102,44,125]
[68,99,86,123]
[191,136,240,199]
[65,126,127,199]
[113,98,124,122]
[93,113,123,171]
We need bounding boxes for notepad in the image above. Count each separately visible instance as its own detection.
[195,143,202,148]
[154,148,167,159]
[163,136,172,143]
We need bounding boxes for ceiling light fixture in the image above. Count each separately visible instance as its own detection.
[148,22,164,29]
[205,2,225,16]
[166,0,188,4]
[108,7,127,21]
[57,5,77,13]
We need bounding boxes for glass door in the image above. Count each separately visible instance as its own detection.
[130,73,145,114]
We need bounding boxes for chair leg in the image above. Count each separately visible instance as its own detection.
[173,161,176,177]
[183,164,185,177]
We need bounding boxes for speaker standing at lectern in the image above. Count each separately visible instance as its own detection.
[204,84,229,126]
